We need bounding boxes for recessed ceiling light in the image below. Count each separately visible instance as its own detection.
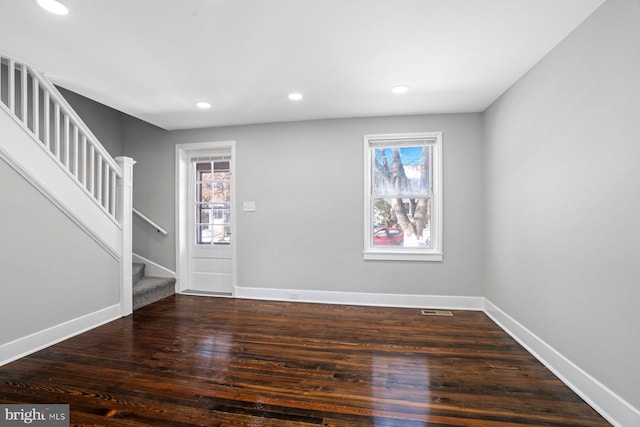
[288,93,303,101]
[37,0,69,15]
[196,101,211,109]
[392,85,409,94]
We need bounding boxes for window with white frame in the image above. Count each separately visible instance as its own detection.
[363,132,443,261]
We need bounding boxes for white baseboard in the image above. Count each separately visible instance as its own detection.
[132,253,176,279]
[0,304,121,367]
[483,299,640,427]
[234,286,484,310]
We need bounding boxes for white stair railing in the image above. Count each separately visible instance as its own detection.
[0,54,122,222]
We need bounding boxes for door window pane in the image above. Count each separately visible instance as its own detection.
[197,182,212,202]
[194,159,231,245]
[196,225,212,244]
[212,182,230,203]
[211,224,231,244]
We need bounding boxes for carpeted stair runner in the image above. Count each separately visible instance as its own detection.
[133,262,176,310]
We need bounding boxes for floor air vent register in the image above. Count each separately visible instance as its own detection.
[421,309,454,316]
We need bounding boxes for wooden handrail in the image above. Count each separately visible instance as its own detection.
[133,208,168,235]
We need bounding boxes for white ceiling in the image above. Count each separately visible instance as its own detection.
[0,0,605,130]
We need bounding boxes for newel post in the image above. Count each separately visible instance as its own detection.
[116,156,136,316]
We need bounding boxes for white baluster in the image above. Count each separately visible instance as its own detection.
[110,169,117,216]
[96,155,103,204]
[64,114,70,168]
[33,77,40,139]
[73,125,79,178]
[54,103,60,158]
[43,91,50,149]
[103,165,110,211]
[80,135,87,186]
[21,65,28,123]
[8,59,15,113]
[89,144,95,194]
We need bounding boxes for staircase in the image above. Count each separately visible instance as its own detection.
[2,52,174,315]
[1,53,135,315]
[132,263,176,310]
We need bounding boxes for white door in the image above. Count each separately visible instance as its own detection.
[186,154,233,294]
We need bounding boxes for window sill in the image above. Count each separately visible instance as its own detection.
[363,250,443,262]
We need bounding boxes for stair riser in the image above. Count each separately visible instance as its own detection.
[132,263,145,286]
[133,279,176,311]
[132,262,175,310]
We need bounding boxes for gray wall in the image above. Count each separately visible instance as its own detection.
[58,87,125,158]
[121,115,174,265]
[56,88,175,266]
[484,0,640,410]
[126,113,484,296]
[0,158,119,346]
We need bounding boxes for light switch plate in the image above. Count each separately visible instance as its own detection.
[243,201,256,212]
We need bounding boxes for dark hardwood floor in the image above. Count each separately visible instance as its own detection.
[0,295,610,426]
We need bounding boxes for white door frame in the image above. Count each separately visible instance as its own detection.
[175,141,236,294]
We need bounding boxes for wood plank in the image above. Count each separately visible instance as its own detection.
[0,296,610,426]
